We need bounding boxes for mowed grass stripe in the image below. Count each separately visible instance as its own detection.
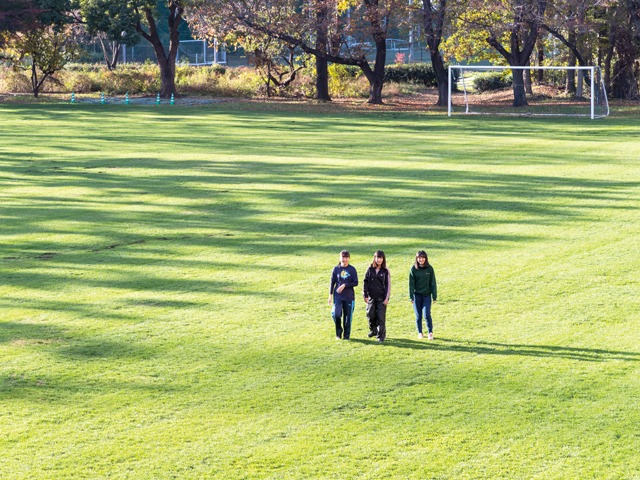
[1,104,639,479]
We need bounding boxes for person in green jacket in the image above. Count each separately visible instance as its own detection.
[409,250,437,339]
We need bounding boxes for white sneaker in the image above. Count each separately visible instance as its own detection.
[418,333,424,339]
[428,333,433,340]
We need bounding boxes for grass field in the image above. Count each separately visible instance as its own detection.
[1,103,639,479]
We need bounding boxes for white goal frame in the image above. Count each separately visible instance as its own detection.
[447,65,609,119]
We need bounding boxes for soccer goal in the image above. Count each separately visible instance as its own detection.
[448,65,609,119]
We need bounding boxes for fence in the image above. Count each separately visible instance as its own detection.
[121,40,227,65]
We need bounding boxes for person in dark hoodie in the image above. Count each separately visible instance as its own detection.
[328,250,359,340]
[363,250,390,343]
[409,250,437,340]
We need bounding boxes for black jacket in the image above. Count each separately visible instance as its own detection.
[363,266,390,300]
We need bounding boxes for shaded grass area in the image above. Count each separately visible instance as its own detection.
[1,104,640,479]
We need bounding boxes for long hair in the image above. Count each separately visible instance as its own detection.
[370,250,386,269]
[414,250,429,269]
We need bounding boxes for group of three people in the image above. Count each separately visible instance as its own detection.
[328,250,437,342]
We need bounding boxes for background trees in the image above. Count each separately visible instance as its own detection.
[3,0,640,102]
[81,0,186,97]
[1,0,80,97]
[187,0,404,104]
[0,0,42,45]
[3,26,81,97]
[444,0,547,106]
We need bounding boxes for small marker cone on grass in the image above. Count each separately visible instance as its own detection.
[170,93,174,105]
[125,93,130,105]
[101,92,105,104]
[156,93,160,105]
[71,93,75,104]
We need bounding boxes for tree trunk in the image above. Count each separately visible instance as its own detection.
[99,38,120,71]
[315,56,330,101]
[423,0,448,106]
[536,41,544,82]
[576,69,584,98]
[430,51,448,106]
[154,44,177,98]
[315,1,331,101]
[524,60,533,95]
[604,44,613,89]
[364,23,387,105]
[31,63,39,98]
[425,28,447,106]
[31,62,49,98]
[512,69,527,107]
[367,76,384,104]
[566,31,576,94]
[138,3,182,98]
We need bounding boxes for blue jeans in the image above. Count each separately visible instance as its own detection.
[332,300,354,339]
[413,293,432,334]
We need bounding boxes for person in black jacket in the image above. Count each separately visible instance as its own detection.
[363,250,390,342]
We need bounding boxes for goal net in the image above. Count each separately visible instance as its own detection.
[448,65,609,119]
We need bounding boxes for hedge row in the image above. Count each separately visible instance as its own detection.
[327,62,445,87]
[384,63,440,87]
[473,71,513,92]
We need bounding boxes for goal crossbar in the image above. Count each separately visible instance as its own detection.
[447,65,609,119]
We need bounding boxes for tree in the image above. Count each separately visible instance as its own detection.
[0,1,41,44]
[540,0,604,96]
[80,0,142,71]
[609,1,639,98]
[82,0,185,97]
[250,37,307,97]
[96,33,124,71]
[187,0,403,104]
[420,0,449,106]
[444,0,547,107]
[3,26,81,97]
[187,0,337,100]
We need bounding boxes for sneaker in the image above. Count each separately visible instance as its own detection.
[336,336,341,340]
[428,333,433,340]
[367,331,376,338]
[342,337,350,341]
[418,333,424,339]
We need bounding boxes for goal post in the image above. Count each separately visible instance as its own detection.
[448,65,609,119]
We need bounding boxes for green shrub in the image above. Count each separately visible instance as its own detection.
[384,63,438,86]
[211,64,227,76]
[473,71,513,92]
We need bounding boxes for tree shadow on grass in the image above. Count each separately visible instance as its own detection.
[0,320,157,358]
[0,320,64,346]
[1,159,637,259]
[350,337,640,362]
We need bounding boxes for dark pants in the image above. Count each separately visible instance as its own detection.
[332,300,354,339]
[366,297,387,341]
[413,293,432,334]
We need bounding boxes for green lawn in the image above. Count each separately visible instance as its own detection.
[1,104,639,479]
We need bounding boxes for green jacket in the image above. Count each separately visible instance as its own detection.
[409,264,437,301]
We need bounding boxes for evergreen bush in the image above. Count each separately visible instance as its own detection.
[473,71,513,92]
[384,63,439,86]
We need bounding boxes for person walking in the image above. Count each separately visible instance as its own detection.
[363,250,390,343]
[409,250,437,339]
[328,250,358,340]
